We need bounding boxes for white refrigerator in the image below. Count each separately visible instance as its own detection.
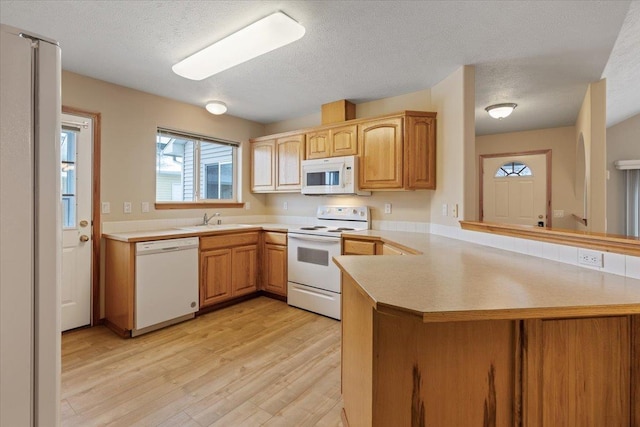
[0,24,62,425]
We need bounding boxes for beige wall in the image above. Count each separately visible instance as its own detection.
[429,66,476,226]
[61,71,268,224]
[576,79,607,233]
[476,126,577,230]
[607,113,640,235]
[262,88,436,223]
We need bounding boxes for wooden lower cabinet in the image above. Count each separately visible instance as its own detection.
[341,274,639,427]
[200,232,259,308]
[200,248,232,306]
[342,237,417,256]
[523,316,633,426]
[104,239,135,333]
[231,245,258,297]
[342,238,378,255]
[262,231,287,296]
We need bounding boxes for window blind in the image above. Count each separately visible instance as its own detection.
[157,127,239,147]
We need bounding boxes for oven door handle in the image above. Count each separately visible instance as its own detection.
[288,235,339,244]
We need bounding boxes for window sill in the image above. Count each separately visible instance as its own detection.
[155,202,245,210]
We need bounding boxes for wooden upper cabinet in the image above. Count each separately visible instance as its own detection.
[405,114,436,189]
[330,124,357,157]
[250,134,304,193]
[251,139,275,192]
[306,130,331,159]
[252,111,436,192]
[359,112,436,190]
[306,124,357,160]
[275,134,304,191]
[358,117,404,189]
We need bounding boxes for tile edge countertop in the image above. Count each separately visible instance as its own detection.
[102,223,292,242]
[334,231,640,322]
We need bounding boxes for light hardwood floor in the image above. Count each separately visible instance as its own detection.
[61,297,343,426]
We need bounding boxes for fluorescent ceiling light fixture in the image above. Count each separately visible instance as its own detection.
[485,103,517,120]
[172,12,305,80]
[205,101,227,115]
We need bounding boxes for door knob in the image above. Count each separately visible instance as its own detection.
[79,235,90,242]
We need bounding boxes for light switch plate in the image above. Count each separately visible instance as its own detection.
[101,202,110,214]
[283,202,288,210]
[141,202,149,213]
[124,202,132,214]
[451,204,458,218]
[442,204,448,216]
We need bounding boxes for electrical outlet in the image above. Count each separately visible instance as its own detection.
[384,203,392,214]
[578,249,603,268]
[451,204,458,218]
[123,202,132,214]
[442,204,448,216]
[101,202,110,214]
[283,202,288,210]
[245,202,251,210]
[141,202,149,213]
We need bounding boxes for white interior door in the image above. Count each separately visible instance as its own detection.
[483,154,547,227]
[61,113,92,331]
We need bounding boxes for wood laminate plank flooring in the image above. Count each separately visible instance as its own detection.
[61,297,343,427]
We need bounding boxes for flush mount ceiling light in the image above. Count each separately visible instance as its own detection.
[205,101,227,115]
[172,12,306,81]
[485,103,518,120]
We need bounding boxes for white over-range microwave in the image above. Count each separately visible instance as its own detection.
[301,155,370,196]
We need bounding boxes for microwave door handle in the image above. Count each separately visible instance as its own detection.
[341,162,346,188]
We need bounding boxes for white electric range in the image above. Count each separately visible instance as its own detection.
[287,205,370,320]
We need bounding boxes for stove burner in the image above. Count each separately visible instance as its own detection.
[326,227,356,233]
[300,225,328,230]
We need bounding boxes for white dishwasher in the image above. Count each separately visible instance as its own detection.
[134,237,199,336]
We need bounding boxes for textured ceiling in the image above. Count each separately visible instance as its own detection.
[0,1,637,135]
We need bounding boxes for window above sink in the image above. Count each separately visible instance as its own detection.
[155,127,243,209]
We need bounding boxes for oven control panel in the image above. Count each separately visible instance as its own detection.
[317,205,369,221]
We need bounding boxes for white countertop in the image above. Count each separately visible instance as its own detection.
[335,230,640,322]
[102,223,294,242]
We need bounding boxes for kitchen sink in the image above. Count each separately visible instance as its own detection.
[176,224,256,232]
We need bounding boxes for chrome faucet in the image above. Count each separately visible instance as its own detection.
[203,212,222,225]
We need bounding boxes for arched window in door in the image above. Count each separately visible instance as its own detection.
[495,161,532,177]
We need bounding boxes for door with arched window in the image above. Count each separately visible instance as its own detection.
[481,153,550,227]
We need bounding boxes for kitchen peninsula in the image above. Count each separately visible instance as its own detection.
[335,231,640,426]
